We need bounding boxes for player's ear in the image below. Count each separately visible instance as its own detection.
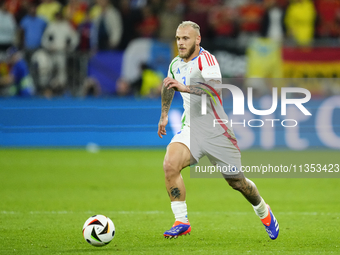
[196,35,201,46]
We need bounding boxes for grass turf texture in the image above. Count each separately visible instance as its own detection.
[0,149,339,254]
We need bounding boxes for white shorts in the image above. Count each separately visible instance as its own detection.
[170,125,242,176]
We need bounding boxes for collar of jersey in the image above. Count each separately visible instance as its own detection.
[181,47,204,62]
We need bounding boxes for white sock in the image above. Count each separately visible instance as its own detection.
[252,198,268,219]
[171,201,188,223]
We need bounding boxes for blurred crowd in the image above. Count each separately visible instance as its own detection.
[0,0,339,98]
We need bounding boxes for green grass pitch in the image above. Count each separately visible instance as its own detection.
[0,149,339,254]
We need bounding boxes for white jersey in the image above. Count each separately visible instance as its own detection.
[168,47,236,140]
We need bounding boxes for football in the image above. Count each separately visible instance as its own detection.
[82,215,115,246]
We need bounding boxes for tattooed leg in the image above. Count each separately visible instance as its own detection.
[170,186,181,199]
[163,143,191,201]
[225,177,262,206]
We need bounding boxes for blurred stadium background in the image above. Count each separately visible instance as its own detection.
[1,1,340,254]
[0,0,340,149]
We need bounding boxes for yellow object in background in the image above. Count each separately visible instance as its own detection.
[36,1,62,22]
[89,5,101,21]
[285,0,316,46]
[246,37,282,78]
[0,62,9,76]
[140,69,163,97]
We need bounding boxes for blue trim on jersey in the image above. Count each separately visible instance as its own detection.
[191,47,204,61]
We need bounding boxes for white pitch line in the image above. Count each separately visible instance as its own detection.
[1,211,340,216]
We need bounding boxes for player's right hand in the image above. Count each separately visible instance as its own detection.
[158,115,168,138]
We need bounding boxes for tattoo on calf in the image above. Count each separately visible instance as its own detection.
[244,179,261,205]
[170,186,181,199]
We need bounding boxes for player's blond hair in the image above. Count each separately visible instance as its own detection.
[178,21,201,36]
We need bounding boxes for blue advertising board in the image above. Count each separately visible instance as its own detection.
[1,96,340,149]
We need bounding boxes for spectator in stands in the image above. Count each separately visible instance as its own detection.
[158,0,183,41]
[224,0,248,8]
[139,63,163,98]
[238,0,265,46]
[5,0,21,18]
[5,0,35,23]
[13,0,34,24]
[260,0,286,43]
[117,63,163,97]
[37,0,62,22]
[19,3,47,51]
[79,77,101,97]
[285,0,316,46]
[30,48,54,97]
[118,0,142,50]
[0,1,16,51]
[63,0,88,28]
[77,9,92,52]
[198,0,222,10]
[184,0,209,38]
[150,0,164,12]
[41,10,79,55]
[41,10,79,92]
[335,9,340,37]
[315,0,340,38]
[90,0,122,51]
[116,77,131,96]
[130,0,148,10]
[89,0,101,21]
[209,4,238,40]
[81,0,92,6]
[0,47,35,97]
[137,4,159,38]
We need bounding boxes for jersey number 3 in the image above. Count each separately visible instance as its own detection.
[182,77,186,86]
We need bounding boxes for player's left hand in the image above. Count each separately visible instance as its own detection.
[163,77,189,93]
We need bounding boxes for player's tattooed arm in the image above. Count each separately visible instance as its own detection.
[163,77,222,96]
[161,82,175,115]
[187,79,222,96]
[187,85,206,96]
[158,82,175,138]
